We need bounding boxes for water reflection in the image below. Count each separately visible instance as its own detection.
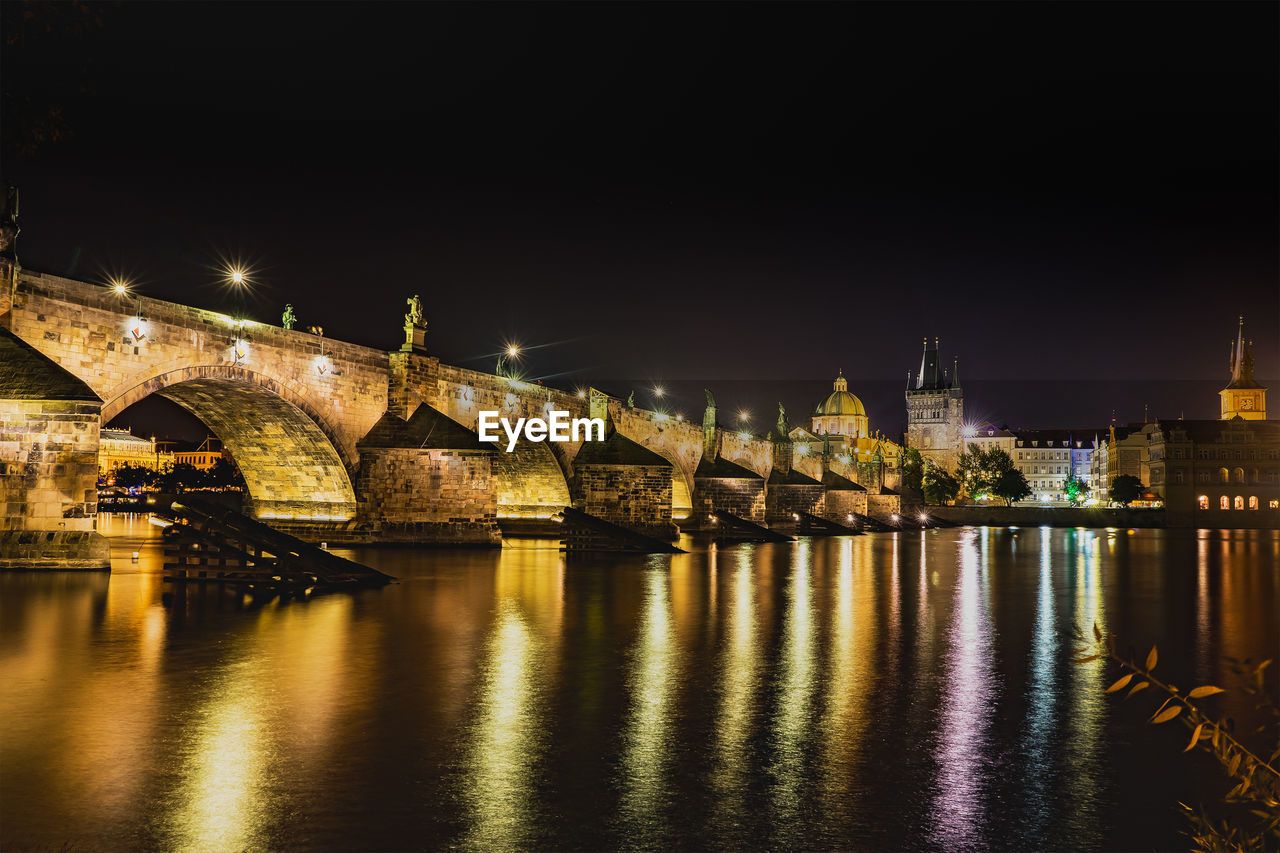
[929,527,997,849]
[617,560,677,845]
[710,547,761,840]
[0,525,1275,851]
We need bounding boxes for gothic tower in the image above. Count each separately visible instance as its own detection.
[905,337,965,472]
[1220,316,1266,420]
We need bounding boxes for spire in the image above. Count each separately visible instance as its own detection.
[1225,315,1260,389]
[915,336,943,389]
[951,356,961,390]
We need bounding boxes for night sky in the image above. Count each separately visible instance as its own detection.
[4,2,1277,437]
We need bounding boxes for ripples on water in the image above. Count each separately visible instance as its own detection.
[1,516,1277,851]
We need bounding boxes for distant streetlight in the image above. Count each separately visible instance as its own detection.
[653,386,665,398]
[738,410,750,422]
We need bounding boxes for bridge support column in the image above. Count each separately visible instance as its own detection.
[0,326,109,570]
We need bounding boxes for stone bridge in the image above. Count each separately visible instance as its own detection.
[2,266,899,548]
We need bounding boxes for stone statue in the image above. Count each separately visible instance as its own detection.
[776,402,788,435]
[627,391,635,408]
[704,389,716,408]
[282,304,296,330]
[406,294,424,328]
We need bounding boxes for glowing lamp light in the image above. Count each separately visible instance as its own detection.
[112,281,129,296]
[919,513,928,523]
[507,345,520,358]
[738,431,750,441]
[738,410,750,422]
[891,513,900,523]
[576,389,587,399]
[653,386,665,398]
[675,413,684,422]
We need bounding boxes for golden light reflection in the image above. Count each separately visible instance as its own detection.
[710,547,760,831]
[770,540,816,842]
[619,565,677,842]
[819,536,875,809]
[1065,527,1106,837]
[465,601,542,850]
[167,658,274,853]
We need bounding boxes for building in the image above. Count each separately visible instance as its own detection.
[1089,424,1148,500]
[1148,417,1280,527]
[786,371,904,491]
[1010,429,1099,503]
[168,436,229,471]
[962,421,1016,457]
[98,428,172,476]
[1220,316,1267,420]
[811,370,869,438]
[905,337,964,473]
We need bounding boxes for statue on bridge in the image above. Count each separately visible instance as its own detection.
[402,294,427,353]
[776,402,788,436]
[704,389,715,408]
[626,391,635,408]
[282,304,296,330]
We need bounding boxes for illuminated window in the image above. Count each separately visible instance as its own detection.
[1270,500,1279,509]
[1232,467,1245,484]
[1233,496,1244,510]
[1219,468,1229,483]
[1219,495,1229,510]
[1197,495,1208,510]
[1248,496,1258,510]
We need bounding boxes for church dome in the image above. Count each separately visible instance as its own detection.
[813,371,866,417]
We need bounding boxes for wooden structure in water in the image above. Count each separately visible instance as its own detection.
[161,498,394,593]
[559,507,685,554]
[707,510,795,544]
[794,510,861,536]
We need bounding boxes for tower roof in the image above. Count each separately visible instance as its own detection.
[914,337,946,390]
[1225,315,1263,390]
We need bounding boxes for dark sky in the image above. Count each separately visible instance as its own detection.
[4,1,1277,435]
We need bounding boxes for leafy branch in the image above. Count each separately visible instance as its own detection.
[1073,623,1280,852]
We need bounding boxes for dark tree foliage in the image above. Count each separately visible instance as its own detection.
[157,462,206,492]
[923,463,960,505]
[1063,475,1090,506]
[901,447,924,496]
[1110,474,1145,506]
[207,456,245,490]
[956,443,1020,502]
[111,463,156,489]
[993,468,1032,505]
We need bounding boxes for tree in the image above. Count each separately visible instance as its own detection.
[157,462,206,492]
[112,463,156,489]
[955,443,1018,501]
[923,463,960,505]
[993,468,1032,505]
[1109,474,1144,507]
[901,448,924,496]
[207,456,245,490]
[1063,475,1090,506]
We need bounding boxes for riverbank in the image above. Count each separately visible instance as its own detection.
[927,504,1166,528]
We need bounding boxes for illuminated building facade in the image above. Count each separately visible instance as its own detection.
[98,428,172,476]
[1220,316,1266,420]
[1009,429,1098,503]
[1148,418,1280,526]
[905,337,964,473]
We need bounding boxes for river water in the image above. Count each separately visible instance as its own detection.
[1,518,1277,851]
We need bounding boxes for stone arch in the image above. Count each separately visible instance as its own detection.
[103,366,357,522]
[491,439,572,518]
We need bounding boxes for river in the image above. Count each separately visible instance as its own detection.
[1,517,1276,851]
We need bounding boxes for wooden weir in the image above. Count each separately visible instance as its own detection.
[160,498,394,593]
[559,507,685,554]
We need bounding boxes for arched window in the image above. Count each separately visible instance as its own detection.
[1232,467,1245,484]
[1197,495,1209,510]
[1220,495,1230,510]
[1219,468,1230,483]
[1174,471,1184,484]
[1248,496,1258,510]
[1233,496,1244,510]
[1250,468,1259,483]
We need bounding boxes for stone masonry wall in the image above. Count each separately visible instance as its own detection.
[576,463,674,539]
[824,490,869,522]
[354,447,499,545]
[691,477,766,526]
[765,484,827,524]
[0,399,100,531]
[867,493,903,520]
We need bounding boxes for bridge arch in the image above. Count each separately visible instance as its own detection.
[105,365,357,522]
[491,439,572,518]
